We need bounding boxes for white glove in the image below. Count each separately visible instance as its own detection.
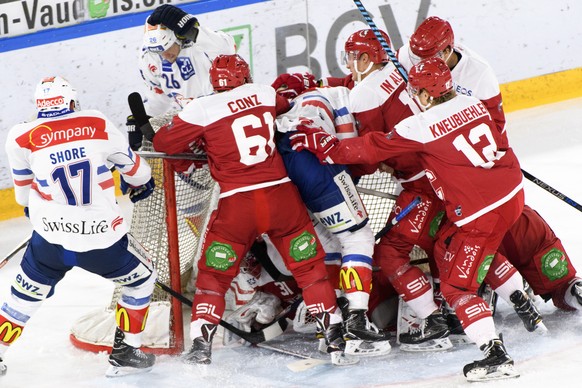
[223,291,282,346]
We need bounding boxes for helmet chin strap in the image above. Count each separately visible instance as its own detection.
[354,60,375,83]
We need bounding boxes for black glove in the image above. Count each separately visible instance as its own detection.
[148,4,200,42]
[120,176,156,203]
[126,115,143,151]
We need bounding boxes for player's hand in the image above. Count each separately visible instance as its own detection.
[290,120,339,164]
[120,177,155,203]
[148,4,200,42]
[126,115,144,151]
[271,73,317,100]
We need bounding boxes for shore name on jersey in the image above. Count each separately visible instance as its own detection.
[42,217,109,235]
[50,146,86,164]
[227,94,262,113]
[429,102,488,139]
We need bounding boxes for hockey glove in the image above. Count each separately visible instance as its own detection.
[126,115,143,151]
[148,4,200,42]
[290,121,339,164]
[120,177,156,203]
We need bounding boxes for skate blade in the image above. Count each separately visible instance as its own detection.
[534,322,549,335]
[105,364,153,378]
[399,337,453,352]
[465,363,520,382]
[330,351,360,366]
[344,339,392,357]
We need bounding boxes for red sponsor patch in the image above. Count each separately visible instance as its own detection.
[36,96,65,109]
[16,116,108,152]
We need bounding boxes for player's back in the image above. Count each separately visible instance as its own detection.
[395,94,522,225]
[350,62,419,136]
[180,83,289,196]
[6,110,143,250]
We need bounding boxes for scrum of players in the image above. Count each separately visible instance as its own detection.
[2,3,581,383]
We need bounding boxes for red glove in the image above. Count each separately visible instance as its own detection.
[271,73,317,100]
[289,120,339,164]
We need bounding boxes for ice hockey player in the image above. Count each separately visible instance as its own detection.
[2,76,157,377]
[128,4,236,150]
[398,15,580,333]
[152,54,357,366]
[338,28,453,352]
[291,57,524,381]
[273,75,391,356]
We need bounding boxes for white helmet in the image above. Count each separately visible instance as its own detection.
[34,76,79,113]
[143,21,178,53]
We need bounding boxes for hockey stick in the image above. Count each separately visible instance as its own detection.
[374,196,421,241]
[352,0,408,82]
[521,169,582,213]
[128,92,156,141]
[155,281,290,344]
[0,235,30,269]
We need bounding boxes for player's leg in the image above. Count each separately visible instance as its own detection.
[268,182,357,365]
[377,191,450,351]
[79,234,157,376]
[183,193,255,364]
[500,204,581,311]
[0,232,69,376]
[484,253,545,332]
[435,193,523,381]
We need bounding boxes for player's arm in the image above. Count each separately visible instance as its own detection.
[103,115,155,202]
[138,53,173,117]
[4,126,32,208]
[152,114,205,173]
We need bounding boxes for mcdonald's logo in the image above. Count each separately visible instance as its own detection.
[116,307,130,332]
[0,321,23,344]
[116,305,150,333]
[339,267,363,292]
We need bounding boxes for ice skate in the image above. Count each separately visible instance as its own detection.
[570,281,582,306]
[463,336,520,382]
[315,312,359,366]
[343,309,391,356]
[399,310,452,352]
[0,357,6,376]
[183,323,217,365]
[106,328,155,377]
[509,290,547,333]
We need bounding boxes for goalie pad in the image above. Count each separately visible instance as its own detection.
[222,291,282,346]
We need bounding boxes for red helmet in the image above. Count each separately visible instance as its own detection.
[408,57,453,98]
[409,16,454,59]
[271,72,317,100]
[209,54,252,92]
[344,29,391,64]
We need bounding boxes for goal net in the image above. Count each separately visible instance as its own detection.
[69,151,425,354]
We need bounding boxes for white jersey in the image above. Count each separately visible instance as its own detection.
[5,110,151,252]
[139,25,236,116]
[276,86,357,140]
[397,42,501,106]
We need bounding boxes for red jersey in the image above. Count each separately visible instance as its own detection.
[153,83,291,198]
[329,95,523,226]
